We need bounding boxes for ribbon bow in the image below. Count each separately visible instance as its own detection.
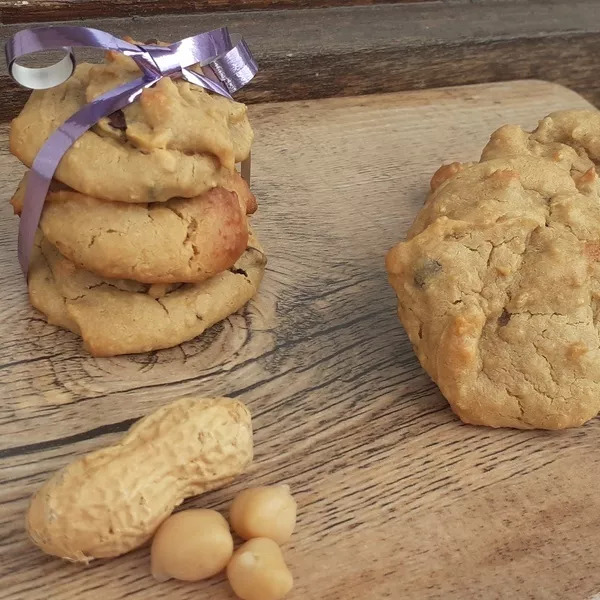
[5,26,258,275]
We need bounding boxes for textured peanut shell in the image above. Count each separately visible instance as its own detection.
[26,397,253,563]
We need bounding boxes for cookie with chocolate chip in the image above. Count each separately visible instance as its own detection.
[12,171,257,283]
[386,156,600,429]
[29,232,266,357]
[10,46,253,203]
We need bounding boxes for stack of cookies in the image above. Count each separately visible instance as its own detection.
[9,46,266,357]
[387,110,600,430]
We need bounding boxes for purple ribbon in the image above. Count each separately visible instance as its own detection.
[5,26,258,275]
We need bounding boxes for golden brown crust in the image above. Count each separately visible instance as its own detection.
[29,233,266,357]
[86,53,253,168]
[12,171,257,283]
[10,59,253,203]
[429,162,468,192]
[481,110,600,179]
[386,155,600,430]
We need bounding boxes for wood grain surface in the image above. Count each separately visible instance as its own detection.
[0,0,424,23]
[1,80,600,600]
[2,1,600,120]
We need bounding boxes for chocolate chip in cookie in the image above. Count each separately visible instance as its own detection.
[413,259,442,289]
[107,110,127,131]
[497,309,511,327]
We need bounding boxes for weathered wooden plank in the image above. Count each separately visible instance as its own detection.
[1,80,599,599]
[0,0,425,24]
[1,1,599,121]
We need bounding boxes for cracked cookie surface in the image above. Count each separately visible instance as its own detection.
[29,233,266,357]
[10,54,253,203]
[386,156,600,429]
[12,171,257,283]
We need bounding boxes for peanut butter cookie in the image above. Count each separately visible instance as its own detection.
[386,156,600,429]
[10,55,253,203]
[29,233,266,357]
[12,171,257,283]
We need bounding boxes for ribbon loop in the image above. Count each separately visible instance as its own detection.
[143,45,182,79]
[9,48,76,90]
[4,25,258,274]
[129,48,163,81]
[6,26,140,90]
[210,39,258,94]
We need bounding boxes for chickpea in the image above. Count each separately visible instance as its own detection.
[151,509,233,582]
[227,538,293,600]
[230,485,297,544]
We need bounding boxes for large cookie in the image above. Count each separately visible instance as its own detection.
[29,234,266,357]
[12,171,257,283]
[10,54,253,203]
[481,110,600,180]
[386,156,600,429]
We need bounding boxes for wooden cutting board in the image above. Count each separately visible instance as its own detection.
[1,80,599,600]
